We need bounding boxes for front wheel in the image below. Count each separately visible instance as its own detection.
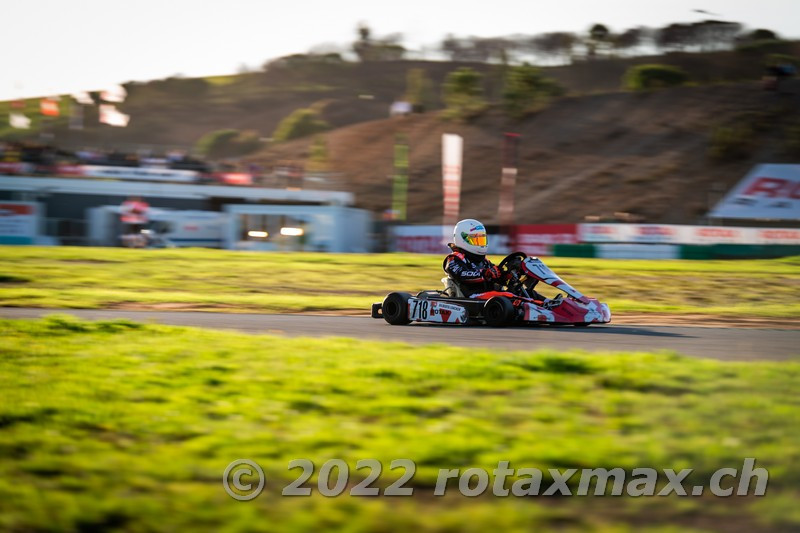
[483,296,515,327]
[382,292,412,325]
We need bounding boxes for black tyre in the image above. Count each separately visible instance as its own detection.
[483,296,515,327]
[382,292,412,325]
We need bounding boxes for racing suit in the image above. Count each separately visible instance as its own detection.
[443,247,503,298]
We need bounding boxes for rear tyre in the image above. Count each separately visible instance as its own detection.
[382,292,412,325]
[483,296,515,327]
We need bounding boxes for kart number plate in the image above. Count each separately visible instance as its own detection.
[408,299,466,324]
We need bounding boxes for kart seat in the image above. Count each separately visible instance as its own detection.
[441,276,466,298]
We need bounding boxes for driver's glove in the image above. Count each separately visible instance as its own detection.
[482,266,502,282]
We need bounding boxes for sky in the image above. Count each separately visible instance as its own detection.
[3,0,799,101]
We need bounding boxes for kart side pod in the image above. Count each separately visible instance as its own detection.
[373,293,470,325]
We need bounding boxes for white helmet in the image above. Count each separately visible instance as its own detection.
[453,219,488,255]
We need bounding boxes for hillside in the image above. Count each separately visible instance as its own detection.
[3,44,797,149]
[2,45,799,224]
[250,81,800,224]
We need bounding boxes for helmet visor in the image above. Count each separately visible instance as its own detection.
[461,231,487,248]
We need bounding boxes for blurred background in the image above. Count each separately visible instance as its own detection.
[0,0,797,253]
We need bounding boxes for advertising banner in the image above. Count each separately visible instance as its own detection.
[80,165,199,182]
[0,202,39,244]
[393,223,800,254]
[393,225,449,254]
[752,228,800,245]
[0,162,35,174]
[512,224,578,256]
[442,134,463,225]
[709,164,800,220]
[579,223,800,245]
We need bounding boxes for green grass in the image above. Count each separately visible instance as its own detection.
[0,316,799,532]
[1,247,799,318]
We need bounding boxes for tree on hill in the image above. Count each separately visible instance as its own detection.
[613,27,645,56]
[442,67,486,119]
[587,23,611,59]
[502,64,565,119]
[656,20,742,52]
[195,129,260,159]
[691,20,742,51]
[526,32,577,64]
[405,68,435,113]
[272,108,330,142]
[749,28,780,41]
[441,35,486,62]
[353,24,406,61]
[656,23,694,51]
[735,28,782,49]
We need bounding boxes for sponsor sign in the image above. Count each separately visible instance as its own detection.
[0,162,35,174]
[512,224,578,256]
[393,225,449,254]
[579,223,800,245]
[80,165,199,182]
[0,202,39,243]
[709,164,800,220]
[753,228,800,245]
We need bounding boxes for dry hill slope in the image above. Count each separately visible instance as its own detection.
[251,81,800,224]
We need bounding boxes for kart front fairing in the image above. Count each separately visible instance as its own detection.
[512,257,611,324]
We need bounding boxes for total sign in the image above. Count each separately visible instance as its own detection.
[709,164,800,221]
[0,202,40,244]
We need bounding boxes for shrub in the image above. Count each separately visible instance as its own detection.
[442,67,487,120]
[272,108,330,143]
[195,129,261,159]
[766,53,799,68]
[307,135,329,172]
[502,64,565,119]
[735,39,789,55]
[405,68,435,113]
[708,124,754,161]
[623,64,689,91]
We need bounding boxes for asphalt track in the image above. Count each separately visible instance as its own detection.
[2,308,798,361]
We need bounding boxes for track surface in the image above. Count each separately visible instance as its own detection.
[2,308,798,361]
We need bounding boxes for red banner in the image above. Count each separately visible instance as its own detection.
[512,224,578,256]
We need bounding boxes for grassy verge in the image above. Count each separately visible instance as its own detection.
[1,247,799,317]
[0,316,798,531]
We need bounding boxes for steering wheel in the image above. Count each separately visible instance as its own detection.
[498,251,528,275]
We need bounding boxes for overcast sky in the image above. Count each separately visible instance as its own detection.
[3,0,798,101]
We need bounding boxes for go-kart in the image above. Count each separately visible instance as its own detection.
[371,252,611,327]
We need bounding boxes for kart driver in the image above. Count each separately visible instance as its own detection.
[443,218,550,302]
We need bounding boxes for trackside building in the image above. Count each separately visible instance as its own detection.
[0,175,371,252]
